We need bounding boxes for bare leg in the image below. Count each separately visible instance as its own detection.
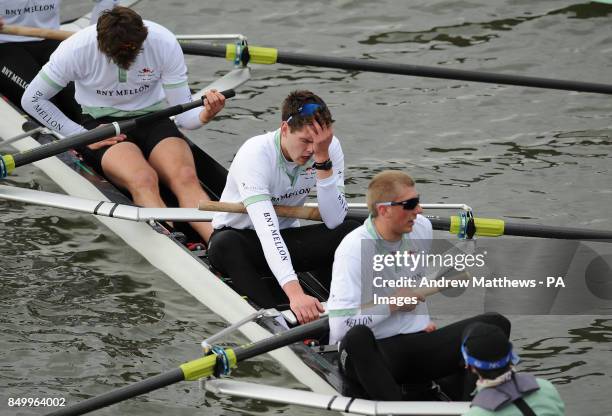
[148,137,213,243]
[100,142,166,208]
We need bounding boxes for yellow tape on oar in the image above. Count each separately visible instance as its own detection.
[180,349,237,381]
[450,216,505,237]
[226,44,278,65]
[1,154,15,178]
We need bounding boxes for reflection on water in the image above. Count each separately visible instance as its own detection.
[360,2,612,48]
[520,319,611,384]
[361,19,522,48]
[550,2,612,19]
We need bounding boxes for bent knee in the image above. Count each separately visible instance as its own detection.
[208,230,246,266]
[343,325,376,350]
[126,168,159,191]
[169,165,200,189]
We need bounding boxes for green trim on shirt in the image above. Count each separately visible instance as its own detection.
[365,216,416,272]
[40,71,63,90]
[163,80,189,89]
[328,308,359,317]
[118,68,127,83]
[81,100,166,119]
[243,194,271,207]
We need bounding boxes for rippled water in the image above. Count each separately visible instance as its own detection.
[1,0,611,415]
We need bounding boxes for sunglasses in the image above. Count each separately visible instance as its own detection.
[377,196,420,210]
[286,103,323,124]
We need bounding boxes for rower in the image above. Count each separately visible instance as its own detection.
[327,170,512,401]
[462,322,565,415]
[207,90,359,324]
[20,6,225,243]
[0,0,117,117]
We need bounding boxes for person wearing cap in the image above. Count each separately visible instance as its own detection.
[462,322,565,415]
[208,90,359,324]
[0,0,118,116]
[327,170,512,401]
[19,6,226,244]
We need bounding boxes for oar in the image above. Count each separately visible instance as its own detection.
[0,89,235,178]
[199,200,324,221]
[4,25,612,95]
[0,185,216,222]
[179,43,612,95]
[1,188,608,241]
[197,201,612,241]
[424,215,612,241]
[46,316,329,416]
[205,379,471,416]
[0,24,73,40]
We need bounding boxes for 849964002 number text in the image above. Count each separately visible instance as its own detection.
[7,397,66,407]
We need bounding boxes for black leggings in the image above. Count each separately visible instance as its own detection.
[0,40,80,119]
[208,219,360,308]
[339,312,511,401]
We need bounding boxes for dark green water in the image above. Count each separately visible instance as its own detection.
[1,0,611,414]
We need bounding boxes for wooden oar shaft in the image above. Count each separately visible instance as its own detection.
[413,271,471,298]
[198,201,323,221]
[1,25,73,41]
[414,286,444,298]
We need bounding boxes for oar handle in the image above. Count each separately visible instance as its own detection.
[413,286,443,298]
[133,88,235,126]
[198,201,248,213]
[10,124,122,168]
[234,316,329,361]
[198,200,322,221]
[0,25,73,41]
[413,271,471,298]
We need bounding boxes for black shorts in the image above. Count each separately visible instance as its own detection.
[78,114,186,174]
[207,219,361,308]
[0,40,80,119]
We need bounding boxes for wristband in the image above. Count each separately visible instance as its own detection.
[312,159,332,170]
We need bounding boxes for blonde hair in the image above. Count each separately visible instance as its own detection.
[366,170,415,217]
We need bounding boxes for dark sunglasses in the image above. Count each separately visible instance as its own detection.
[377,196,420,210]
[286,103,323,124]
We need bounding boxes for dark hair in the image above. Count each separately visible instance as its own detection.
[97,6,148,70]
[281,90,334,132]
